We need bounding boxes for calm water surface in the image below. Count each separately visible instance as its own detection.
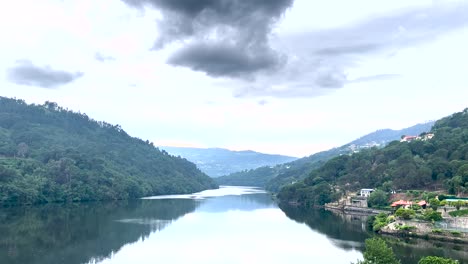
[1,186,467,264]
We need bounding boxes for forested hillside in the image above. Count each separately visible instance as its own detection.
[216,122,433,191]
[0,97,217,204]
[161,146,297,177]
[278,108,468,206]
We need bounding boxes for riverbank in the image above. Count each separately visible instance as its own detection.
[325,203,390,215]
[380,219,468,244]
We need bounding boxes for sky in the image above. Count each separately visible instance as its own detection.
[0,0,467,157]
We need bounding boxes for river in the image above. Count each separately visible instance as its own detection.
[1,186,467,264]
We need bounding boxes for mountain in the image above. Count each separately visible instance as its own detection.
[216,121,435,191]
[159,146,297,177]
[278,108,468,206]
[0,97,217,205]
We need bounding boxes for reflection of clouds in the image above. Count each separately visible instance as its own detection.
[98,208,362,264]
[142,186,266,200]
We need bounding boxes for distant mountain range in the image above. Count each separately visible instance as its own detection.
[216,121,435,191]
[159,147,298,177]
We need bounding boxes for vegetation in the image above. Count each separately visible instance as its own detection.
[448,209,468,217]
[353,238,459,264]
[418,256,458,264]
[367,189,389,208]
[395,208,416,220]
[0,97,217,205]
[353,237,400,264]
[423,209,443,221]
[371,213,391,232]
[217,122,433,191]
[395,224,416,231]
[278,108,468,206]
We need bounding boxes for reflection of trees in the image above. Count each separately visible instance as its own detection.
[386,236,468,264]
[279,204,468,264]
[279,204,370,251]
[0,199,198,264]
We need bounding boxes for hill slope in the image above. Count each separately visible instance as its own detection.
[160,146,297,177]
[216,122,434,191]
[0,97,217,204]
[278,108,468,206]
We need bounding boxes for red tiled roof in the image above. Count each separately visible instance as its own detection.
[391,200,411,207]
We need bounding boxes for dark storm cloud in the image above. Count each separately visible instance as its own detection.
[7,60,83,88]
[167,42,284,78]
[121,0,293,78]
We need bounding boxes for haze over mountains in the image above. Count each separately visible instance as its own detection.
[216,121,435,190]
[160,147,297,177]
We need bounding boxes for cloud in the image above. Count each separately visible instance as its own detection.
[167,42,284,78]
[233,1,468,98]
[349,74,401,83]
[122,1,468,98]
[7,60,83,88]
[121,0,293,78]
[95,52,116,62]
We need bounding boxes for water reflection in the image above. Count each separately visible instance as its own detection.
[0,199,197,264]
[280,204,468,264]
[279,204,370,252]
[2,187,467,264]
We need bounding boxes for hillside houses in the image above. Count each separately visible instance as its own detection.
[400,133,434,142]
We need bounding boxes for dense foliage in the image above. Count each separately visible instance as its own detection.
[0,97,217,204]
[353,237,400,264]
[217,122,433,191]
[278,108,467,206]
[418,256,459,264]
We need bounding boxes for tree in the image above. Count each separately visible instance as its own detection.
[429,198,440,210]
[353,237,400,264]
[368,190,389,208]
[395,208,415,219]
[418,256,458,264]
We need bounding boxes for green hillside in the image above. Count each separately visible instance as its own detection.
[216,122,434,191]
[278,108,468,206]
[0,97,217,205]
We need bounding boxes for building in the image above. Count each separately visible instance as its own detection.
[400,136,418,142]
[360,189,374,197]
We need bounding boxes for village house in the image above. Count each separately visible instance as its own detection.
[360,188,374,197]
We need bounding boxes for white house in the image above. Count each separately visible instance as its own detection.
[360,189,374,197]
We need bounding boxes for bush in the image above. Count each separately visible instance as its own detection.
[395,208,416,219]
[418,256,459,264]
[449,209,468,217]
[450,231,462,237]
[396,225,416,231]
[372,213,390,232]
[424,209,443,221]
[429,198,440,210]
[431,228,443,233]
